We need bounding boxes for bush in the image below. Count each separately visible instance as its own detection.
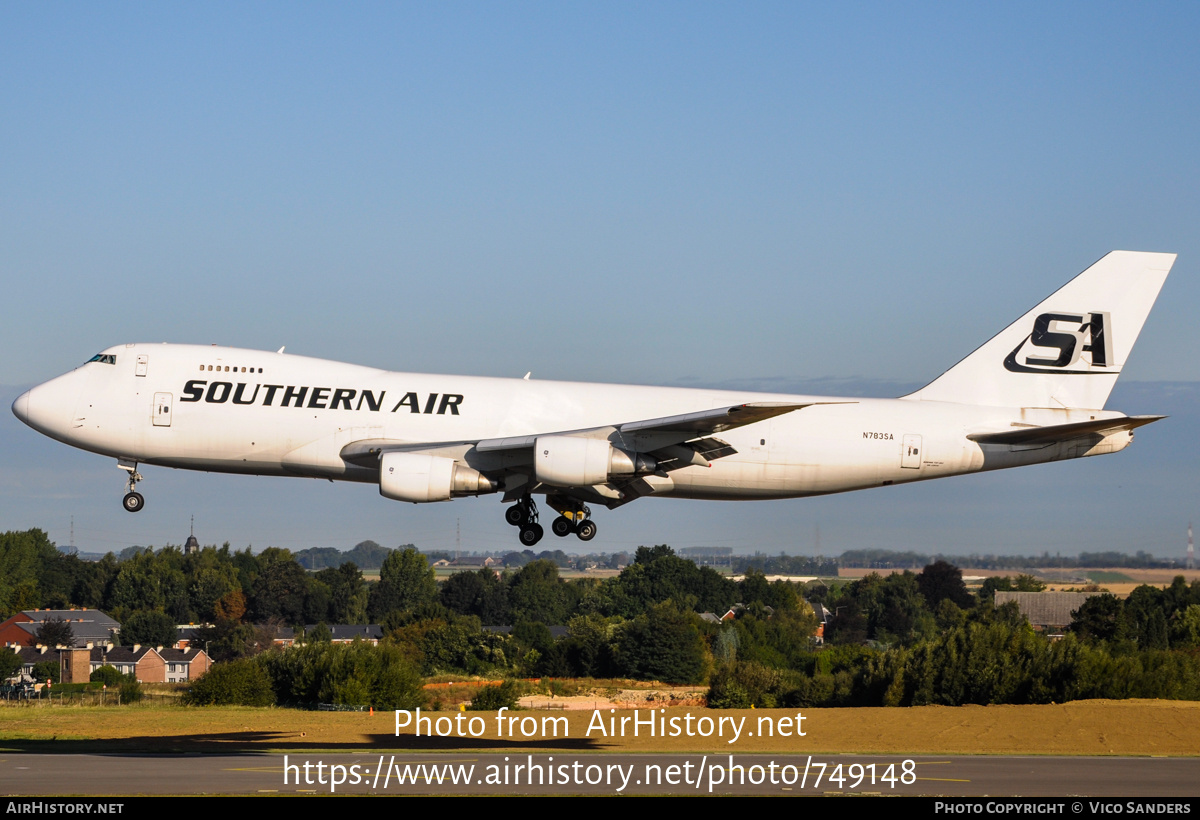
[258,642,425,709]
[119,678,143,704]
[707,662,784,708]
[90,665,126,687]
[184,658,274,706]
[467,679,522,711]
[31,661,60,684]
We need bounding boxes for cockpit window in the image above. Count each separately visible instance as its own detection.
[86,354,117,365]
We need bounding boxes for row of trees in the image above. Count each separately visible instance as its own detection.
[710,603,1200,708]
[839,548,1181,570]
[190,545,814,685]
[9,526,1200,709]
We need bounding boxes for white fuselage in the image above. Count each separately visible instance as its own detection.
[13,342,1134,503]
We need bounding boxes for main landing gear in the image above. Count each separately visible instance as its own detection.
[503,496,599,545]
[504,495,543,546]
[549,499,598,542]
[118,459,145,513]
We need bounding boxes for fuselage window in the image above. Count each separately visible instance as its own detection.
[85,354,116,365]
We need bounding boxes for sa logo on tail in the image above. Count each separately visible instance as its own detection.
[1004,311,1113,373]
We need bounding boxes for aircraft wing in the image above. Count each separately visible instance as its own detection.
[340,401,849,471]
[966,415,1165,446]
[476,401,823,453]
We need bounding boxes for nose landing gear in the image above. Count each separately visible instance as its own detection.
[118,459,145,513]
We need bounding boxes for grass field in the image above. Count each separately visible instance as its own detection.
[1084,571,1137,583]
[1,699,1197,757]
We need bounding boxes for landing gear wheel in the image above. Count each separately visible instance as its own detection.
[122,492,145,513]
[519,523,544,546]
[575,519,597,541]
[505,505,525,526]
[551,515,573,537]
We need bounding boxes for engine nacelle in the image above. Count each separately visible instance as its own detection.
[379,451,497,503]
[534,435,655,487]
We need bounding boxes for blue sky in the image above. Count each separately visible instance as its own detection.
[2,4,1197,559]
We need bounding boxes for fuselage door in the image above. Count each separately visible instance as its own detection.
[135,355,148,377]
[153,393,173,427]
[901,434,922,469]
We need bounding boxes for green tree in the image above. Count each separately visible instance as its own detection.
[250,549,313,624]
[917,561,973,610]
[615,603,708,684]
[35,616,75,647]
[0,529,60,617]
[562,614,621,677]
[1071,594,1122,642]
[612,545,736,616]
[441,568,509,622]
[507,560,573,625]
[739,569,772,607]
[189,564,240,622]
[109,550,184,616]
[368,549,438,620]
[0,647,22,679]
[1170,604,1200,649]
[118,611,178,647]
[316,562,369,625]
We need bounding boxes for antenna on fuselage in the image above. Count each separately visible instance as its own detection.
[277,346,286,354]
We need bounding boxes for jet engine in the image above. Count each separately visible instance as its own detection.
[534,435,656,487]
[379,451,498,503]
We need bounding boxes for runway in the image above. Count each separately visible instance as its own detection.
[1,753,1196,796]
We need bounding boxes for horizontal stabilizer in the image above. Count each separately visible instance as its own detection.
[967,415,1165,445]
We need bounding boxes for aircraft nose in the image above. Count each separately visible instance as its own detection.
[12,390,31,424]
[12,376,80,440]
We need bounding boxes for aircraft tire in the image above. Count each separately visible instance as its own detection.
[122,492,145,513]
[505,504,525,526]
[551,515,573,537]
[519,523,543,546]
[575,520,597,541]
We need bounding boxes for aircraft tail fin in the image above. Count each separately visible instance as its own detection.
[902,251,1175,409]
